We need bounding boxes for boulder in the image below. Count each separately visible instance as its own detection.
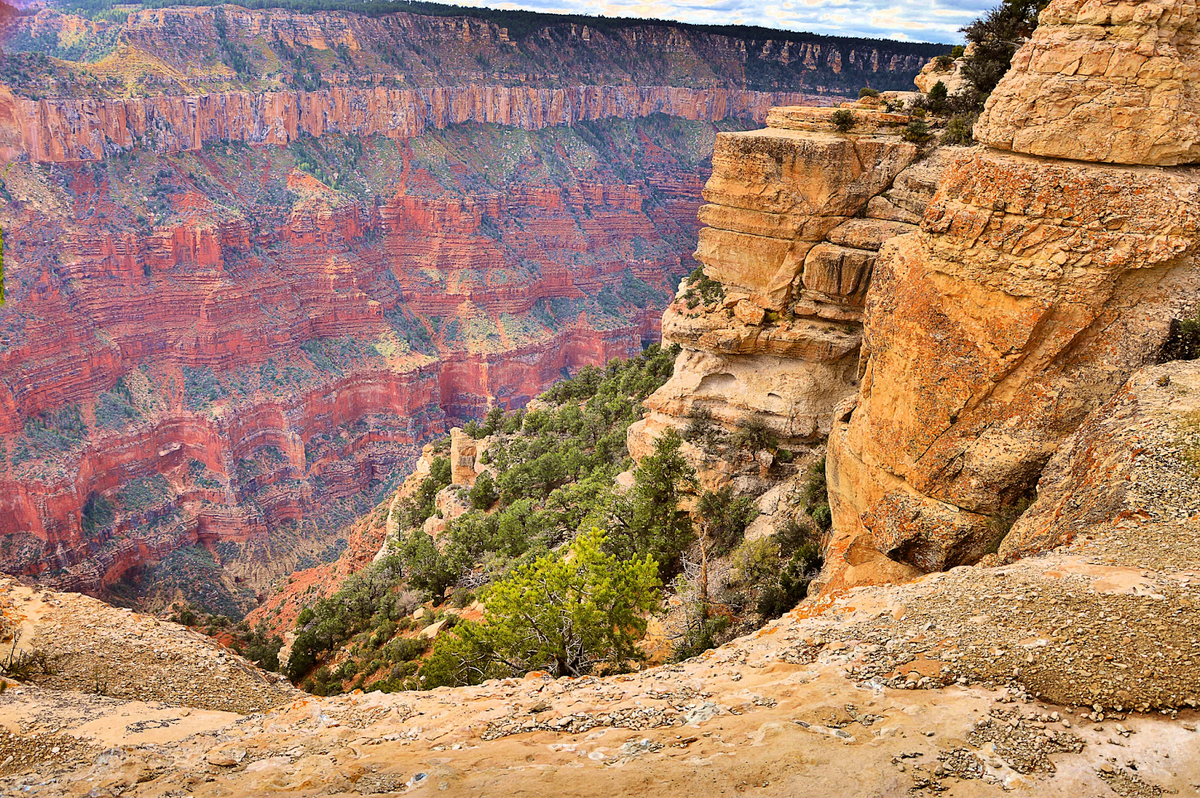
[976,0,1200,165]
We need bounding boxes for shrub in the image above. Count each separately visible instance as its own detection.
[858,87,880,99]
[902,120,933,143]
[961,0,1048,96]
[934,54,955,71]
[944,113,977,145]
[951,45,966,58]
[682,267,725,309]
[696,486,759,556]
[928,80,949,114]
[673,614,731,662]
[468,471,498,510]
[1160,309,1200,362]
[731,415,777,453]
[831,109,856,132]
[682,405,723,451]
[419,529,660,686]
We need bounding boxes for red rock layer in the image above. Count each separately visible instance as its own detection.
[0,115,712,598]
[3,85,818,164]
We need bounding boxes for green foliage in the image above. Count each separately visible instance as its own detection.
[901,120,933,143]
[239,625,285,672]
[420,529,660,685]
[468,471,498,510]
[1160,308,1200,362]
[606,428,696,577]
[943,113,978,145]
[696,486,758,556]
[292,345,678,688]
[961,0,1049,96]
[797,456,832,532]
[287,555,406,682]
[21,405,87,454]
[858,87,881,99]
[396,529,462,599]
[682,405,724,452]
[951,45,966,58]
[731,415,778,453]
[831,109,856,133]
[934,54,955,71]
[682,267,725,310]
[81,492,115,539]
[673,614,731,662]
[183,366,222,411]
[95,378,140,429]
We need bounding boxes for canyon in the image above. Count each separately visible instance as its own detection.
[0,2,942,610]
[3,0,1200,794]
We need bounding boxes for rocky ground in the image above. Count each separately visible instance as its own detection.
[0,577,298,715]
[4,362,1200,796]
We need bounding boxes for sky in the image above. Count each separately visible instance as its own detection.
[443,0,992,43]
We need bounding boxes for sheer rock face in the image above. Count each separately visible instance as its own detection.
[630,106,952,486]
[824,149,1200,589]
[694,126,921,312]
[975,0,1200,165]
[1,85,818,164]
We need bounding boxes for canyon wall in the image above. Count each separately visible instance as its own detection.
[0,113,722,606]
[2,85,817,164]
[630,102,953,499]
[0,3,939,609]
[823,0,1200,590]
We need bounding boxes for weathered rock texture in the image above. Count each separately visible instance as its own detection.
[1001,359,1200,560]
[630,102,952,485]
[825,0,1200,592]
[975,0,1200,165]
[7,479,1200,795]
[2,85,815,164]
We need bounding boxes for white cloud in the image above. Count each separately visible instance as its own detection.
[442,0,992,42]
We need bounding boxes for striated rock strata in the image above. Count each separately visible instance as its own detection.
[630,102,952,487]
[3,85,816,164]
[0,113,720,604]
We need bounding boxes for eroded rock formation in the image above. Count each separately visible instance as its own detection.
[630,102,953,487]
[824,0,1200,590]
[1,85,816,164]
[975,0,1200,165]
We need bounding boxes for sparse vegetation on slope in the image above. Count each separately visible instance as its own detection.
[281,344,809,694]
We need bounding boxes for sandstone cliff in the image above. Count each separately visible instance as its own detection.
[824,0,1200,589]
[629,101,954,505]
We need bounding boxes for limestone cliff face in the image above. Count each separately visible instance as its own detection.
[3,85,814,164]
[630,102,952,487]
[824,0,1200,590]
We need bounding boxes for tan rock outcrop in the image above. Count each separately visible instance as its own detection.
[631,103,952,484]
[913,57,971,96]
[826,35,1200,590]
[975,0,1200,165]
[449,427,479,487]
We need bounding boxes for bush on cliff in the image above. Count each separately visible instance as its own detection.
[961,0,1048,97]
[289,345,682,691]
[420,529,660,686]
